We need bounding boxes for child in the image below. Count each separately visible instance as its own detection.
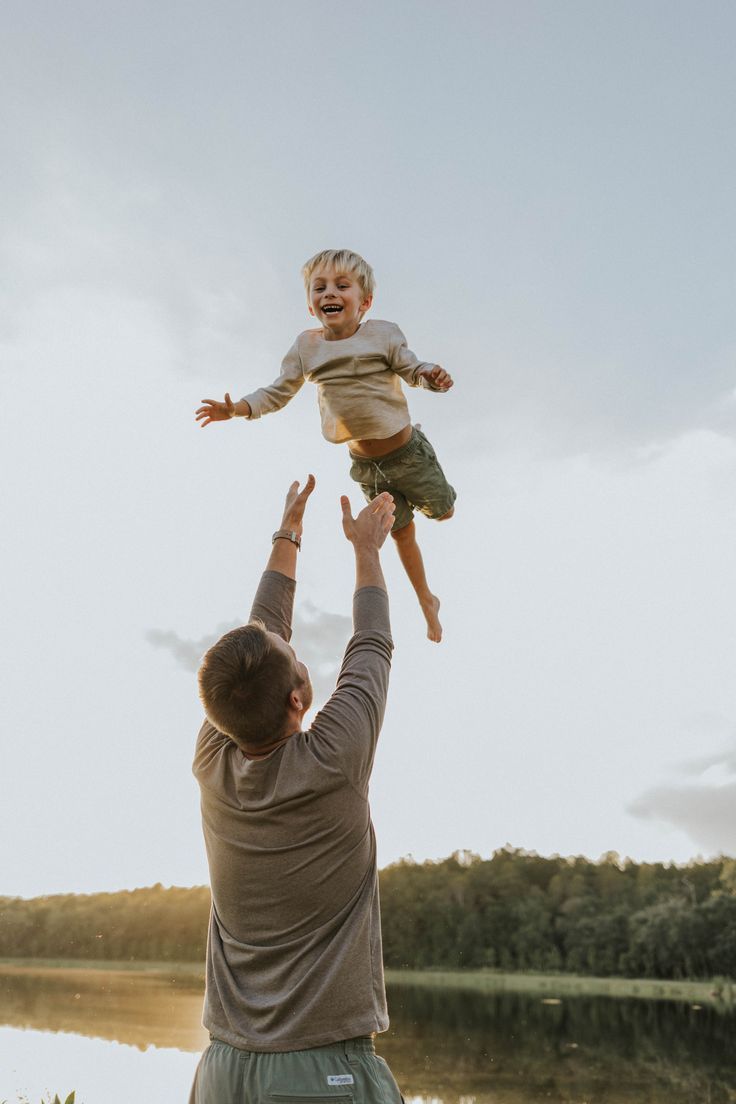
[196,249,456,642]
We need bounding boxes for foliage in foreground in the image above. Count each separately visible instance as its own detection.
[1,1094,74,1104]
[1,850,735,980]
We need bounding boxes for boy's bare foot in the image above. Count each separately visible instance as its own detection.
[421,594,442,642]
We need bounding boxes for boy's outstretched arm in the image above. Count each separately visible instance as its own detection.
[388,325,454,392]
[196,393,251,426]
[196,341,305,427]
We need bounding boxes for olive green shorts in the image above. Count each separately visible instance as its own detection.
[189,1034,403,1104]
[349,426,456,532]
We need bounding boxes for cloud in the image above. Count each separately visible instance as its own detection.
[628,782,736,856]
[145,602,351,707]
[145,626,224,673]
[628,740,736,855]
[677,746,736,777]
[291,601,353,690]
[671,717,736,777]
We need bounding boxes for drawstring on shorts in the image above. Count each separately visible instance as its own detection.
[371,460,389,497]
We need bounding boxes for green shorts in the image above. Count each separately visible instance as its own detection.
[189,1034,403,1104]
[349,426,456,532]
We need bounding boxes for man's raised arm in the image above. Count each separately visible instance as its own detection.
[307,493,396,792]
[249,475,315,640]
[340,491,394,619]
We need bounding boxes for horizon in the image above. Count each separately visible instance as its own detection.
[5,844,735,903]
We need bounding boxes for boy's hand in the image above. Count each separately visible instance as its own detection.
[280,475,316,536]
[196,393,251,426]
[340,492,395,551]
[420,365,453,391]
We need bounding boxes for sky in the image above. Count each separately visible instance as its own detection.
[2,0,736,898]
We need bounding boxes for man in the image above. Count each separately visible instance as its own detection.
[189,474,404,1103]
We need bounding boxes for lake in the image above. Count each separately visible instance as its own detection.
[1,964,734,1103]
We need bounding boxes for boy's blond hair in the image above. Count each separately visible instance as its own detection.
[301,249,376,299]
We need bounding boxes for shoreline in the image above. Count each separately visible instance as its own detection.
[0,959,732,1007]
[0,958,205,981]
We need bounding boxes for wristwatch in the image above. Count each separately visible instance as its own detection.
[272,529,301,550]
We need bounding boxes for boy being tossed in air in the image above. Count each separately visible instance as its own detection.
[196,249,455,642]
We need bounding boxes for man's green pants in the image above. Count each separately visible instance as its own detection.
[189,1034,403,1103]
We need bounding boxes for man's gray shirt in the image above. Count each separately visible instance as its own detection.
[193,570,394,1052]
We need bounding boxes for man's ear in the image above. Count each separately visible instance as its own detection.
[289,687,304,712]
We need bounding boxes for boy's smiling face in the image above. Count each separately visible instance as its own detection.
[307,266,373,341]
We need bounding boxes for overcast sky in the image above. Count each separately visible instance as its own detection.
[2,0,736,897]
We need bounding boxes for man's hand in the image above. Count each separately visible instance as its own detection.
[420,365,453,391]
[280,475,316,537]
[196,394,252,426]
[340,492,395,550]
[267,475,316,579]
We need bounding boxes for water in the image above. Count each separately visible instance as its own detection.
[0,965,734,1103]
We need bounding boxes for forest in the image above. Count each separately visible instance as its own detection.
[2,849,735,980]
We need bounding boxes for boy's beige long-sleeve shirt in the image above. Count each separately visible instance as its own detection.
[193,570,394,1052]
[241,318,440,443]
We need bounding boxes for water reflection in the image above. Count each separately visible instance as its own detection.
[381,983,736,1103]
[1,966,735,1103]
[0,964,207,1051]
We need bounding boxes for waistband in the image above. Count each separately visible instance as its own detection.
[209,1034,376,1055]
[343,1036,376,1054]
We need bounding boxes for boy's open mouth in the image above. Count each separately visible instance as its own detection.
[322,305,343,314]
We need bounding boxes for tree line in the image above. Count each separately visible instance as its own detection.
[379,849,736,979]
[1,849,735,979]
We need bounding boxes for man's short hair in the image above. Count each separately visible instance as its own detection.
[198,621,296,749]
[301,249,376,299]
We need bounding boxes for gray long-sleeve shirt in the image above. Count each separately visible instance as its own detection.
[241,318,440,443]
[193,570,394,1051]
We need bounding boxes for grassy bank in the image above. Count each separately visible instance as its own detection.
[385,967,735,1007]
[1,959,732,1008]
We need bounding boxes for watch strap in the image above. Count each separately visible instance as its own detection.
[272,529,301,550]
